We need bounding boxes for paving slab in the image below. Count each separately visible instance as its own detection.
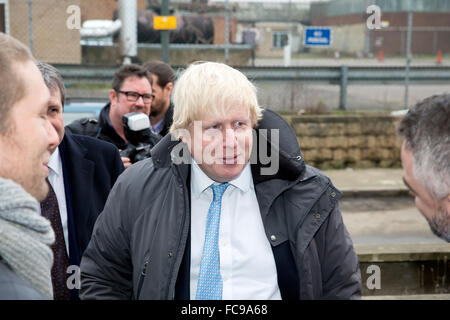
[324,168,408,197]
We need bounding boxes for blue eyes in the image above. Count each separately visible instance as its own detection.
[209,122,244,130]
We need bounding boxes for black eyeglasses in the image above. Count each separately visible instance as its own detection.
[116,90,155,104]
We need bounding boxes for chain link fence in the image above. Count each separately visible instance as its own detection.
[5,0,81,64]
[3,1,449,66]
[2,0,449,112]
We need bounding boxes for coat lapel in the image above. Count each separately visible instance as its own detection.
[59,134,95,259]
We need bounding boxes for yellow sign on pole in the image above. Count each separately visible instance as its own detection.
[153,16,177,30]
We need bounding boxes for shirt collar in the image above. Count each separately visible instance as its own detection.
[230,162,252,193]
[48,147,61,177]
[152,117,165,134]
[190,159,252,198]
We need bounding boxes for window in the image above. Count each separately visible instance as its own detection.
[272,31,289,48]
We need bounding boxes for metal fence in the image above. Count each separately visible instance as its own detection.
[56,63,450,111]
[3,0,449,111]
[3,0,449,66]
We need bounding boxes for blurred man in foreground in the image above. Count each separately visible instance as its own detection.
[398,94,450,242]
[0,33,58,299]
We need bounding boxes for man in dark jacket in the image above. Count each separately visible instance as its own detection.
[80,62,361,300]
[142,61,175,137]
[37,62,125,300]
[65,64,160,168]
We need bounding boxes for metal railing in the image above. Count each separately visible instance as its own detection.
[55,64,450,110]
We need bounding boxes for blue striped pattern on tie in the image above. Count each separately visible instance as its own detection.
[196,182,230,300]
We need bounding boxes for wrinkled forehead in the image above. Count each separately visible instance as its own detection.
[194,99,252,123]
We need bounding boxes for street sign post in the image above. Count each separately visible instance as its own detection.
[304,27,332,47]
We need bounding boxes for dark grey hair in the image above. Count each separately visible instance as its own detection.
[398,94,450,200]
[36,61,66,107]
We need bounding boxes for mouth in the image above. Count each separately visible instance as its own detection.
[43,162,49,176]
[222,154,241,165]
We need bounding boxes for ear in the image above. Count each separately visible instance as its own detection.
[165,82,174,94]
[109,89,117,105]
[180,133,189,145]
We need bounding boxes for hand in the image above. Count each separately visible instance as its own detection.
[121,157,132,169]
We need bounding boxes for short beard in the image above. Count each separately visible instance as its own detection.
[427,206,450,242]
[150,100,165,117]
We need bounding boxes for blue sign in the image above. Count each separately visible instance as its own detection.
[304,27,332,47]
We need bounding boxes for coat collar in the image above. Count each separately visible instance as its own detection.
[98,103,127,149]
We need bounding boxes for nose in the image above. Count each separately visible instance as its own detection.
[223,128,237,149]
[135,95,146,106]
[46,119,59,150]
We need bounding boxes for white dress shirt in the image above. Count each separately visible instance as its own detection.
[38,148,69,255]
[190,160,281,300]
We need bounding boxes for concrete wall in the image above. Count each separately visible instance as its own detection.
[80,0,146,21]
[212,16,237,45]
[253,22,302,58]
[9,0,81,64]
[285,115,403,169]
[309,23,366,55]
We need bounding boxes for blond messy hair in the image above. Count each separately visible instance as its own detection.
[170,61,263,139]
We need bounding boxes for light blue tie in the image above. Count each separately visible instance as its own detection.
[196,182,230,300]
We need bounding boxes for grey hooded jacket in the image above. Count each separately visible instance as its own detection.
[80,109,361,300]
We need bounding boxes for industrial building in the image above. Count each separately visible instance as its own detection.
[309,0,450,56]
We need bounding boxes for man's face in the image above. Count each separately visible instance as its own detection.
[401,141,450,241]
[0,60,59,201]
[110,76,152,119]
[48,88,65,154]
[184,105,253,183]
[150,74,171,117]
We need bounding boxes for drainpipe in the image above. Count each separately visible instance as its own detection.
[119,0,137,65]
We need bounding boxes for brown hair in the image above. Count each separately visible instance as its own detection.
[111,64,152,92]
[142,61,175,88]
[0,33,33,133]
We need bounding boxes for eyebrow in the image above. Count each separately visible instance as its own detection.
[402,177,418,195]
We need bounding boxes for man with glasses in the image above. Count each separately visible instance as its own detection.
[66,64,161,168]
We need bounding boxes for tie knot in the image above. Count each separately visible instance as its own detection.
[210,183,229,199]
